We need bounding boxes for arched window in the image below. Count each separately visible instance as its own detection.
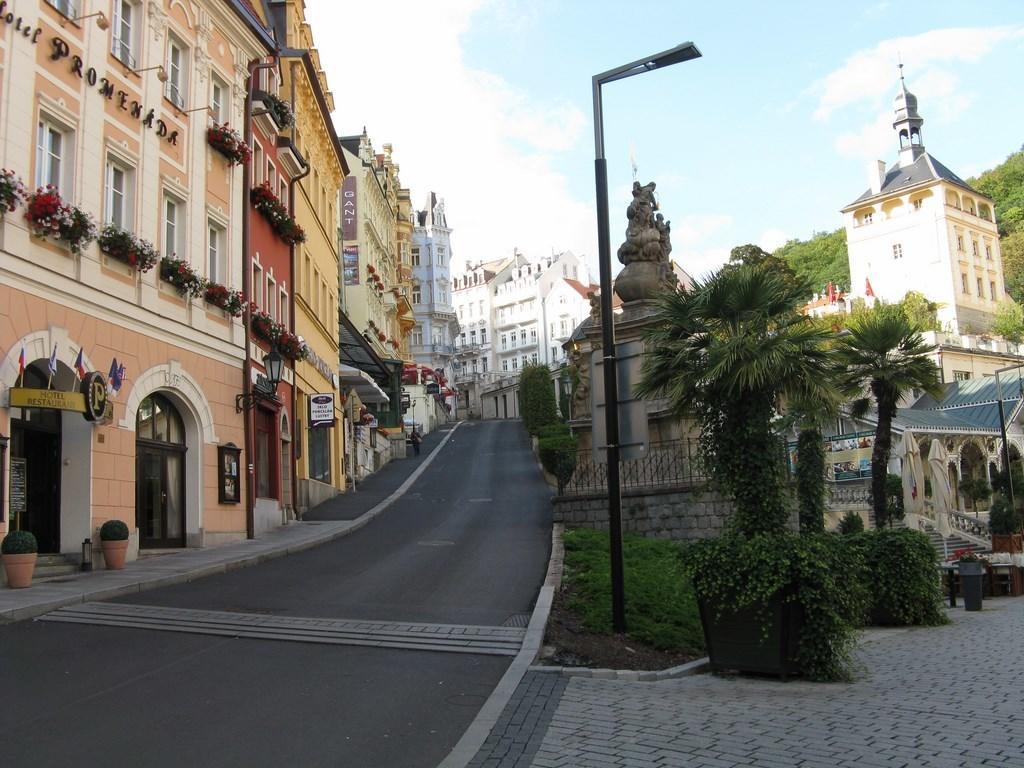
[136,393,185,444]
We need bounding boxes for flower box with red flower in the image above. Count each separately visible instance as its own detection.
[367,264,376,275]
[377,332,386,343]
[1,168,28,215]
[98,224,159,272]
[250,305,282,344]
[250,182,305,245]
[24,186,98,255]
[277,331,307,362]
[159,256,206,298]
[207,123,252,165]
[204,282,245,316]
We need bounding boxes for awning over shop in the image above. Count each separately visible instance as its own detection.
[339,310,391,386]
[339,364,390,404]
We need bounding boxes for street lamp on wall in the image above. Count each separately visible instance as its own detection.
[235,348,285,413]
[592,41,702,634]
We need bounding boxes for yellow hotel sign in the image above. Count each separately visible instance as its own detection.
[10,388,86,411]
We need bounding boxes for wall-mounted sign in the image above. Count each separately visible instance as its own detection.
[343,245,360,287]
[9,457,26,523]
[9,372,110,422]
[218,444,242,504]
[309,393,336,428]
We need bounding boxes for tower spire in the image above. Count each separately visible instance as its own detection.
[892,61,925,167]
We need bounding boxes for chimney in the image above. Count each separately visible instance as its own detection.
[868,160,887,195]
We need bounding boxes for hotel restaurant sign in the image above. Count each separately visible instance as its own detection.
[9,372,111,422]
[0,2,180,145]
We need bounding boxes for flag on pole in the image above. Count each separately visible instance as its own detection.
[107,357,119,395]
[17,346,26,386]
[73,348,87,380]
[865,277,875,298]
[46,344,58,389]
[114,363,126,393]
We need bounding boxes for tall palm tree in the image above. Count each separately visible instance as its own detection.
[637,263,840,537]
[835,306,942,526]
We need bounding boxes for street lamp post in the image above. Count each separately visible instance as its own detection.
[592,42,701,634]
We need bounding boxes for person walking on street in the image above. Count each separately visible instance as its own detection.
[410,429,422,456]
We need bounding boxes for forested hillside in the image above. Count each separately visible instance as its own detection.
[772,229,848,294]
[969,146,1024,303]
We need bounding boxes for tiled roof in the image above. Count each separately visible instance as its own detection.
[844,152,981,209]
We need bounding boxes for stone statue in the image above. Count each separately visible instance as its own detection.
[614,180,675,302]
[570,344,591,419]
[588,291,601,323]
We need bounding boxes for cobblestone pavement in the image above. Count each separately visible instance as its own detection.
[473,599,1024,767]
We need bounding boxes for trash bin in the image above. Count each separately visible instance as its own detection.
[958,560,984,611]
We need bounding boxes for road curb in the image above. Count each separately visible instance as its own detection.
[1,424,461,624]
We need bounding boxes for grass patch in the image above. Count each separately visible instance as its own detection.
[562,528,705,654]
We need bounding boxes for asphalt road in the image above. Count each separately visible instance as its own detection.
[0,419,553,767]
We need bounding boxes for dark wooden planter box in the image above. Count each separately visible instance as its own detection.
[698,591,802,679]
[992,534,1023,554]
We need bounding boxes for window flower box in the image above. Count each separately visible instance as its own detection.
[1,168,27,215]
[250,304,283,345]
[159,256,206,298]
[250,182,305,245]
[98,224,159,272]
[252,90,294,133]
[204,282,245,316]
[207,123,251,165]
[24,186,97,255]
[277,331,307,362]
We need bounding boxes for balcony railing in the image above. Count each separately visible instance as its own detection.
[557,439,707,496]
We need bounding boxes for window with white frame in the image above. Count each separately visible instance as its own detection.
[211,75,228,124]
[512,358,518,371]
[412,285,421,304]
[165,35,188,109]
[977,277,983,298]
[437,246,446,266]
[208,222,225,284]
[480,328,487,344]
[104,158,134,229]
[252,142,263,185]
[892,243,903,259]
[482,358,488,372]
[111,0,138,68]
[163,193,185,258]
[45,0,78,17]
[411,247,420,266]
[252,260,264,309]
[990,281,997,300]
[531,352,538,364]
[267,274,278,320]
[502,359,508,372]
[412,325,423,346]
[961,273,969,294]
[36,116,70,194]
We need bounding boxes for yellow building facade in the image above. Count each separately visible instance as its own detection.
[271,0,347,512]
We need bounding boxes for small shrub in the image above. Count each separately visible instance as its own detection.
[850,528,947,626]
[795,428,825,534]
[2,530,38,555]
[519,364,557,435]
[537,423,571,440]
[838,510,864,534]
[884,473,905,527]
[538,434,577,492]
[989,493,1022,535]
[100,519,130,541]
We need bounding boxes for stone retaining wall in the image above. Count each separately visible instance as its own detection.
[552,485,732,541]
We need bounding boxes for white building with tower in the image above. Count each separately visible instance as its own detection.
[841,70,1006,334]
[410,193,459,377]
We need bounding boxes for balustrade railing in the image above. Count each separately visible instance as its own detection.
[826,484,872,507]
[557,439,707,496]
[950,510,990,538]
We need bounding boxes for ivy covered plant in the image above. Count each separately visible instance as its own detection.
[24,186,98,255]
[683,533,868,681]
[98,224,159,272]
[204,282,245,317]
[1,168,28,214]
[207,123,252,165]
[250,182,306,245]
[847,529,946,627]
[159,256,206,298]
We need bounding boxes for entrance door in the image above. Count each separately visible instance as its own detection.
[10,364,62,554]
[136,394,186,548]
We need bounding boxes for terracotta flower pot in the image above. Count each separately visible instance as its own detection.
[3,553,37,588]
[101,539,129,570]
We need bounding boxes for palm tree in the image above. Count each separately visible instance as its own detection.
[835,306,942,527]
[637,263,840,537]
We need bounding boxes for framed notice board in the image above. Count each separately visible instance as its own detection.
[218,444,241,504]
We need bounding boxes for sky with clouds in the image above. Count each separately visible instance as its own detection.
[304,0,1024,283]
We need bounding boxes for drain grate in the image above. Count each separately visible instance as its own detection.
[502,613,531,628]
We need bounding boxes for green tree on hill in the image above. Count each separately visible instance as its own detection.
[773,229,850,294]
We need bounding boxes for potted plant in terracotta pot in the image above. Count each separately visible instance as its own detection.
[99,520,130,570]
[2,530,38,588]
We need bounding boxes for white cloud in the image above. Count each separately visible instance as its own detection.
[835,111,894,160]
[303,0,594,272]
[759,228,790,253]
[813,26,1024,121]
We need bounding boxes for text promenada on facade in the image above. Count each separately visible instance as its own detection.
[0,2,179,145]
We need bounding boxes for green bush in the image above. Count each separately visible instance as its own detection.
[683,532,867,681]
[1,530,38,555]
[884,473,905,527]
[849,528,947,626]
[519,363,558,435]
[989,493,1022,535]
[796,428,826,533]
[838,510,864,534]
[536,422,571,441]
[563,529,704,653]
[99,519,130,541]
[538,434,578,491]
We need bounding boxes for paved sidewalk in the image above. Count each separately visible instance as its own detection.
[472,599,1024,767]
[0,423,458,623]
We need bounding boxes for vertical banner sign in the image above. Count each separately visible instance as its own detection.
[343,246,360,287]
[341,176,358,240]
